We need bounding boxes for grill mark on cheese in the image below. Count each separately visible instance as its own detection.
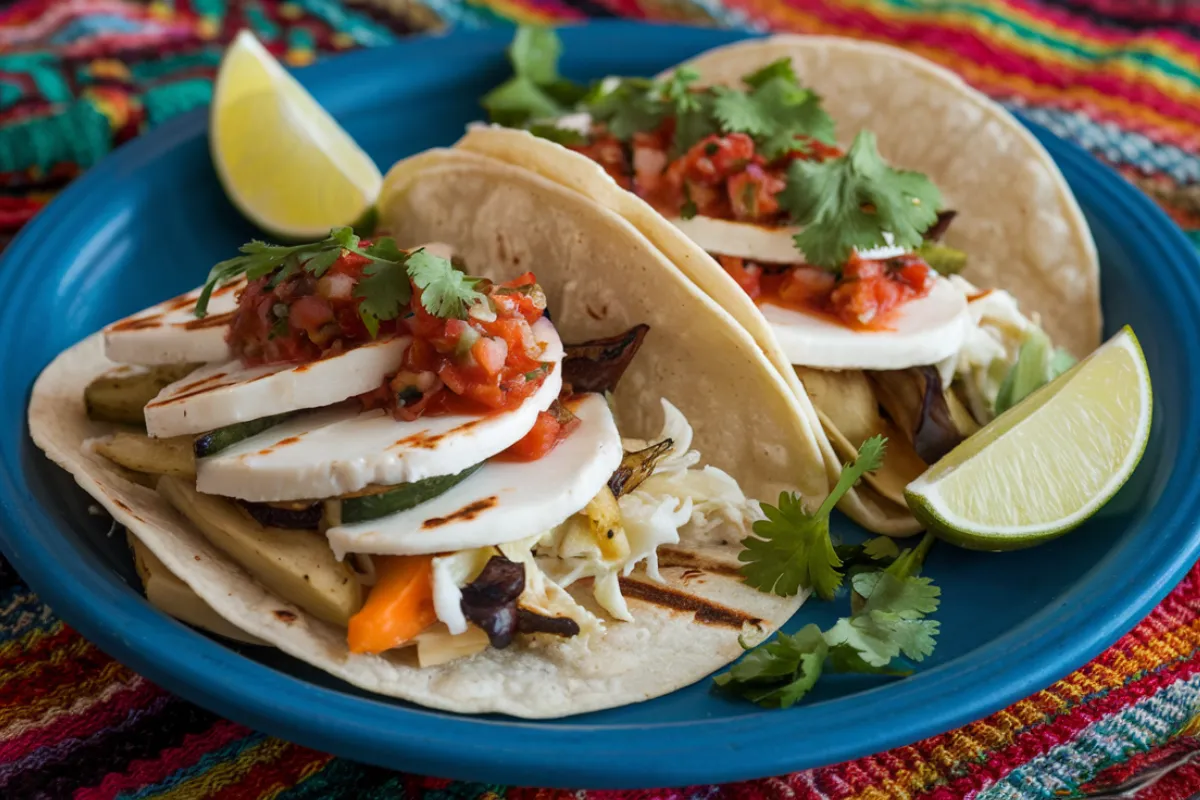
[109,313,166,332]
[182,310,235,330]
[391,417,486,450]
[146,378,240,407]
[421,496,498,529]
[172,372,229,395]
[617,578,762,628]
[656,547,743,577]
[256,436,303,456]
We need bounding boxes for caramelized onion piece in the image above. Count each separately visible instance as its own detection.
[562,324,650,393]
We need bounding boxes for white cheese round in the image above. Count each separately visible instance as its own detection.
[326,393,622,557]
[195,319,564,501]
[102,278,245,366]
[762,277,972,370]
[670,216,907,264]
[144,336,411,438]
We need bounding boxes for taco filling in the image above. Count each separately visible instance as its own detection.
[484,47,1078,509]
[88,230,762,665]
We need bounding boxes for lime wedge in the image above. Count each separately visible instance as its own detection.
[210,31,382,239]
[905,326,1151,550]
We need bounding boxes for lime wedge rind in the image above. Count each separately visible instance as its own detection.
[905,327,1152,551]
[210,31,382,240]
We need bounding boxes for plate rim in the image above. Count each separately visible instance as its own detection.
[1,21,1199,789]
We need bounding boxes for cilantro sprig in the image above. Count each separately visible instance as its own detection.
[778,130,942,269]
[195,228,484,333]
[739,435,887,601]
[716,533,940,709]
[994,328,1076,416]
[481,26,588,128]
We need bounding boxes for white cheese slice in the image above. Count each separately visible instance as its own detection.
[326,393,622,558]
[762,277,971,370]
[144,336,410,438]
[670,216,906,264]
[195,320,564,501]
[102,278,245,366]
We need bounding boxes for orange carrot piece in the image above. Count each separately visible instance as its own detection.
[347,554,438,654]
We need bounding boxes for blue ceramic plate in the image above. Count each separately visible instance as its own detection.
[0,22,1196,790]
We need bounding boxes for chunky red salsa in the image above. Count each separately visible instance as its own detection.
[571,127,935,330]
[229,251,569,456]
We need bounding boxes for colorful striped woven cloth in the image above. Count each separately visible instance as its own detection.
[4,1,1200,797]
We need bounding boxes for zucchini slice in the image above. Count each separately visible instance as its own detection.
[194,412,296,458]
[85,364,200,425]
[338,463,484,525]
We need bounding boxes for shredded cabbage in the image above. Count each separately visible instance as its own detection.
[948,275,1042,424]
[538,399,758,620]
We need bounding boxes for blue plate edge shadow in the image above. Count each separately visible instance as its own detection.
[1,22,1198,789]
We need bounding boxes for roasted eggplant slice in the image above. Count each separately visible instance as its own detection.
[238,500,323,530]
[869,367,973,465]
[562,324,650,393]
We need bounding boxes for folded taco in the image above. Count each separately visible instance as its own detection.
[29,148,833,717]
[470,31,1099,534]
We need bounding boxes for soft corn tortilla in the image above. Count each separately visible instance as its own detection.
[28,152,832,717]
[454,37,1098,534]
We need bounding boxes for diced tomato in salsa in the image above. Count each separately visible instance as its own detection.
[735,253,935,330]
[500,403,580,461]
[569,121,933,331]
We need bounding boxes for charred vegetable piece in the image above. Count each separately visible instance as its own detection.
[193,412,297,458]
[562,324,650,393]
[238,500,322,530]
[460,555,525,648]
[869,367,967,465]
[337,463,485,524]
[914,242,967,276]
[85,364,200,425]
[607,439,673,498]
[518,609,581,638]
[157,476,362,626]
[94,432,196,478]
[581,486,631,562]
[924,210,957,242]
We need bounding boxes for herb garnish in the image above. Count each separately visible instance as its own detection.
[739,435,886,601]
[195,227,484,334]
[778,130,942,269]
[715,532,939,709]
[717,437,942,708]
[481,26,588,128]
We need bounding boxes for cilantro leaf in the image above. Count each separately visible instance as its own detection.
[509,25,560,85]
[712,625,827,709]
[406,249,485,319]
[742,58,799,89]
[660,67,701,112]
[712,86,775,137]
[739,435,887,601]
[863,535,901,561]
[483,76,566,127]
[712,75,835,159]
[780,130,942,269]
[527,122,587,146]
[671,91,719,155]
[353,260,413,335]
[994,327,1077,416]
[827,568,941,666]
[482,26,589,127]
[588,77,666,140]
